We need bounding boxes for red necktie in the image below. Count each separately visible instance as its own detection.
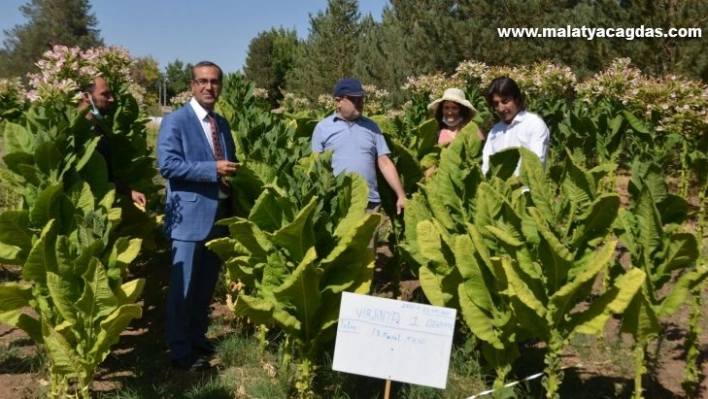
[208,112,231,196]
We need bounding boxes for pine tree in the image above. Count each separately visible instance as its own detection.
[0,0,102,79]
[287,0,362,99]
[609,0,708,80]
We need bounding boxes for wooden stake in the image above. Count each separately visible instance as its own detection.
[384,379,391,399]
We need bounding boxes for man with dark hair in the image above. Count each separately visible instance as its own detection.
[481,76,549,175]
[79,76,147,207]
[157,61,239,371]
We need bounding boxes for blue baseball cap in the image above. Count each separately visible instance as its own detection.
[333,77,366,97]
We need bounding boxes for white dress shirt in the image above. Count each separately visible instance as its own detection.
[189,97,217,156]
[481,110,550,175]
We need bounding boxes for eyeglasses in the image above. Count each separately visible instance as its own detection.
[193,78,221,87]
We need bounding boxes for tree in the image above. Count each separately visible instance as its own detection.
[243,27,302,107]
[0,0,102,79]
[129,56,161,107]
[608,0,708,80]
[164,59,193,102]
[287,0,362,99]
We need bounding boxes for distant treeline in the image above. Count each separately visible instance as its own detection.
[242,0,708,106]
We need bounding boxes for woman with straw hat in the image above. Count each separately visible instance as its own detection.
[424,88,485,178]
[428,88,485,145]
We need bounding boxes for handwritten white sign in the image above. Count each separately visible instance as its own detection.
[332,292,457,389]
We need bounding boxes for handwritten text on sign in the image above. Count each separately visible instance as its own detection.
[332,292,457,389]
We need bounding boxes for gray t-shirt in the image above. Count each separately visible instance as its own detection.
[312,113,391,203]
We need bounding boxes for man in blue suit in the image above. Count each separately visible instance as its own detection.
[157,61,239,371]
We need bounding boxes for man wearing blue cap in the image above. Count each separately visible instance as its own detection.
[312,77,406,215]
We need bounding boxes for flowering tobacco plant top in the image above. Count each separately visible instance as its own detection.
[25,45,145,108]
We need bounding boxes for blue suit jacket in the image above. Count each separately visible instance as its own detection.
[157,104,237,241]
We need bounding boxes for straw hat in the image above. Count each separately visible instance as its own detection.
[427,88,477,115]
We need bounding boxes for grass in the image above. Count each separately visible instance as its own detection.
[0,341,47,374]
[94,308,499,399]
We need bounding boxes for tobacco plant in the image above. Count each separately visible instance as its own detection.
[208,153,380,398]
[0,101,145,398]
[405,143,645,398]
[614,163,708,399]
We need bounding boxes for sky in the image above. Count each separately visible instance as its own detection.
[0,0,388,73]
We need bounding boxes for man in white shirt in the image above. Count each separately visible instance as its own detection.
[481,76,549,175]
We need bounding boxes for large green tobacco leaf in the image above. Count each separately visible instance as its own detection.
[105,237,142,280]
[260,252,291,300]
[401,192,434,269]
[418,266,449,307]
[42,318,88,377]
[0,210,31,259]
[3,122,35,154]
[30,184,70,229]
[320,215,379,292]
[68,182,95,216]
[501,256,547,320]
[415,119,440,160]
[529,208,573,292]
[273,248,321,338]
[272,198,317,263]
[568,268,645,335]
[551,242,617,320]
[654,233,698,282]
[571,194,620,248]
[74,136,102,173]
[416,220,455,266]
[474,183,504,238]
[466,223,503,282]
[621,291,661,339]
[520,147,555,223]
[388,141,425,191]
[34,141,63,177]
[0,243,22,264]
[0,283,41,342]
[23,220,59,282]
[72,240,104,277]
[561,153,595,205]
[634,187,663,266]
[332,176,369,238]
[226,220,274,258]
[4,152,35,176]
[486,148,520,180]
[89,303,142,365]
[16,163,43,187]
[77,258,121,325]
[46,271,80,324]
[455,233,494,312]
[249,185,296,232]
[485,224,524,248]
[118,278,145,304]
[458,284,503,349]
[234,295,275,325]
[657,266,708,318]
[417,184,458,232]
[621,110,650,135]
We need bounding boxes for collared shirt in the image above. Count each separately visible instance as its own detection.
[189,98,228,199]
[189,98,217,156]
[481,110,549,175]
[312,113,391,202]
